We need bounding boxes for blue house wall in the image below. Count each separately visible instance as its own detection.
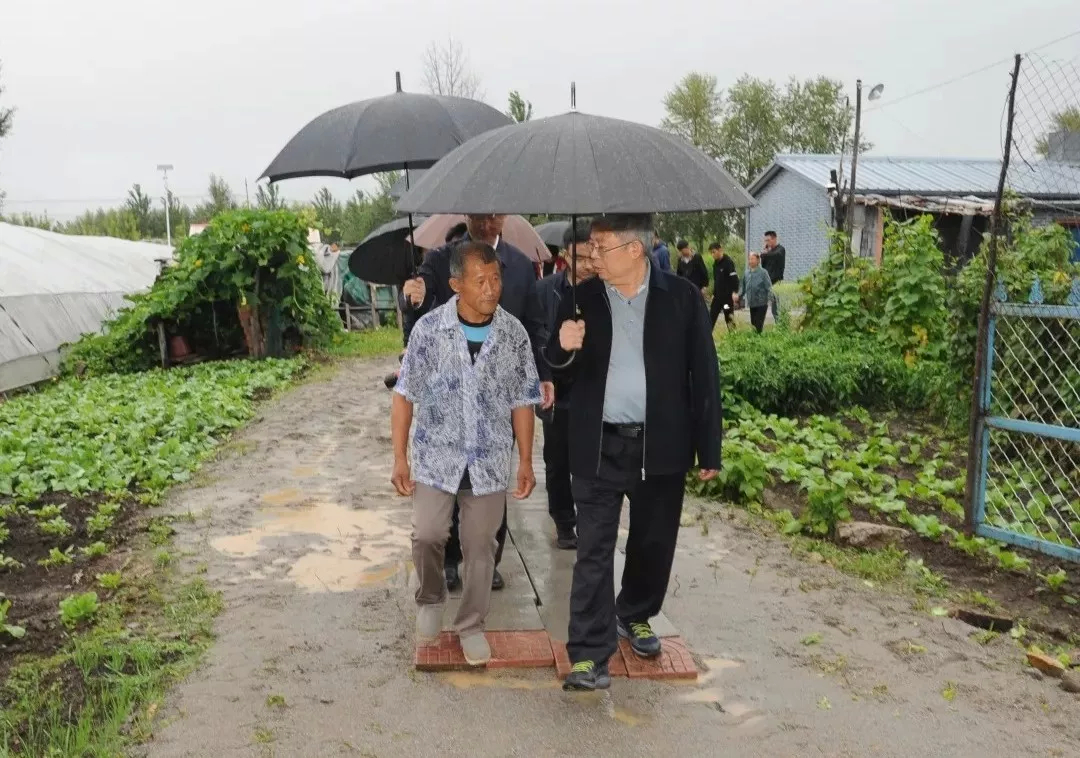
[745,168,833,281]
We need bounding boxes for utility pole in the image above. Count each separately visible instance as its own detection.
[157,164,174,247]
[843,80,863,253]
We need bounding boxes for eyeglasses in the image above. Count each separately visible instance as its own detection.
[585,239,635,259]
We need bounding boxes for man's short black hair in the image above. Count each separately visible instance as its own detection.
[676,239,690,251]
[764,230,777,238]
[562,217,592,248]
[589,213,653,235]
[708,241,724,251]
[449,240,498,279]
[445,221,469,244]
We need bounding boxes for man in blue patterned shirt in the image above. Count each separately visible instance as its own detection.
[391,240,541,666]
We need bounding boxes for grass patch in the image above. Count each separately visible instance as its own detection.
[322,327,401,359]
[0,573,222,756]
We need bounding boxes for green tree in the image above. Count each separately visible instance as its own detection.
[661,73,723,157]
[1036,106,1080,157]
[312,187,344,242]
[507,90,532,122]
[255,182,286,210]
[125,184,153,237]
[779,77,856,154]
[717,76,782,188]
[194,174,236,220]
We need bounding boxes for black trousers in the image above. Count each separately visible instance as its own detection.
[446,499,507,567]
[749,305,767,333]
[567,430,686,664]
[710,295,735,330]
[542,407,576,531]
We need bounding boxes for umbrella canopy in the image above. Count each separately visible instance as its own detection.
[260,75,513,182]
[396,111,755,215]
[347,216,428,285]
[533,220,570,248]
[409,215,551,264]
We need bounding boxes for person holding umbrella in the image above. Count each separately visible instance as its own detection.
[401,214,554,592]
[547,213,722,692]
[532,218,595,550]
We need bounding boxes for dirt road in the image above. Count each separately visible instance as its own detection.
[144,356,1078,758]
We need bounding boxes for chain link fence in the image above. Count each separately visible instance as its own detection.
[966,53,1080,562]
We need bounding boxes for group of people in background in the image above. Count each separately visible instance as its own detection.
[660,230,787,334]
[389,213,721,691]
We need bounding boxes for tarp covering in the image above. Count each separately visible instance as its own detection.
[0,222,172,391]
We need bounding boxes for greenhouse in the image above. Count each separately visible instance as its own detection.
[0,222,171,392]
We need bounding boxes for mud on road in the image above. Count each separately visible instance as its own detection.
[143,356,1078,758]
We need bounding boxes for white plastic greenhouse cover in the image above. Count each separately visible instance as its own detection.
[0,222,172,392]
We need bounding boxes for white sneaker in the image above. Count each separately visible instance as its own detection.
[460,633,491,666]
[416,604,444,644]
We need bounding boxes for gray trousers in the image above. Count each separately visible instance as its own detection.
[412,483,505,637]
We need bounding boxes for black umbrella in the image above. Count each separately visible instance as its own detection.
[260,77,512,182]
[534,220,570,248]
[397,99,754,321]
[260,72,512,277]
[395,110,754,216]
[347,216,428,286]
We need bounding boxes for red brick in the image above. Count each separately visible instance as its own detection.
[550,639,628,679]
[415,631,555,671]
[619,636,698,680]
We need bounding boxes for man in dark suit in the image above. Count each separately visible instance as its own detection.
[674,239,710,294]
[708,241,738,331]
[402,214,554,591]
[532,219,594,550]
[548,213,722,692]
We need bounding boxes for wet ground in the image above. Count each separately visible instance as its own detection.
[144,356,1078,758]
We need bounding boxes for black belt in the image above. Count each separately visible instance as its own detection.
[603,422,644,439]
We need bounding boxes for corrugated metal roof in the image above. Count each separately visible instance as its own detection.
[751,154,1080,198]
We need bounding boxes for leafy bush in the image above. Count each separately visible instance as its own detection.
[1,598,27,640]
[63,209,340,375]
[717,328,944,416]
[59,592,100,629]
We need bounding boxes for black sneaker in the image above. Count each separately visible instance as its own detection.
[562,660,611,691]
[555,525,577,550]
[617,618,662,658]
[445,564,462,592]
[491,568,505,591]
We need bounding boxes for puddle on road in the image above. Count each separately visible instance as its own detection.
[437,671,559,690]
[212,495,410,592]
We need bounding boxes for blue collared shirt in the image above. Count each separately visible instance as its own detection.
[395,298,542,495]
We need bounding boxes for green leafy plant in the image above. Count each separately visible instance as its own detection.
[1039,568,1068,592]
[62,208,340,375]
[58,591,100,628]
[96,571,122,590]
[799,479,851,538]
[86,512,114,537]
[0,552,24,571]
[38,546,74,569]
[80,541,109,559]
[1,598,27,639]
[38,515,74,538]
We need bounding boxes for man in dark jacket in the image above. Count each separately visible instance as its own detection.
[532,219,594,550]
[674,239,710,293]
[548,214,722,692]
[651,233,672,272]
[709,241,738,331]
[760,230,786,321]
[402,214,554,591]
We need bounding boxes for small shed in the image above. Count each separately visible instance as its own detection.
[746,154,1080,278]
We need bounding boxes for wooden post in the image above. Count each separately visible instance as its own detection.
[394,286,404,335]
[344,302,352,332]
[156,321,169,369]
[368,283,378,328]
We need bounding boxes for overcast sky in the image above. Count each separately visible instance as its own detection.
[2,0,1079,220]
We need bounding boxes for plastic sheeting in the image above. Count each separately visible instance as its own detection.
[0,222,172,391]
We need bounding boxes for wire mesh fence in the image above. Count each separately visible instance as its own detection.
[967,52,1080,562]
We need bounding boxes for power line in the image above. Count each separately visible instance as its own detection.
[867,27,1080,112]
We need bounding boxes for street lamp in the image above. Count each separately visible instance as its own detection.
[157,165,173,248]
[844,81,884,252]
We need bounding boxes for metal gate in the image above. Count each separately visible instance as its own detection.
[972,276,1080,562]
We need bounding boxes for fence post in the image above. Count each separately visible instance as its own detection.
[369,283,378,328]
[344,302,351,332]
[964,53,1022,535]
[394,286,404,335]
